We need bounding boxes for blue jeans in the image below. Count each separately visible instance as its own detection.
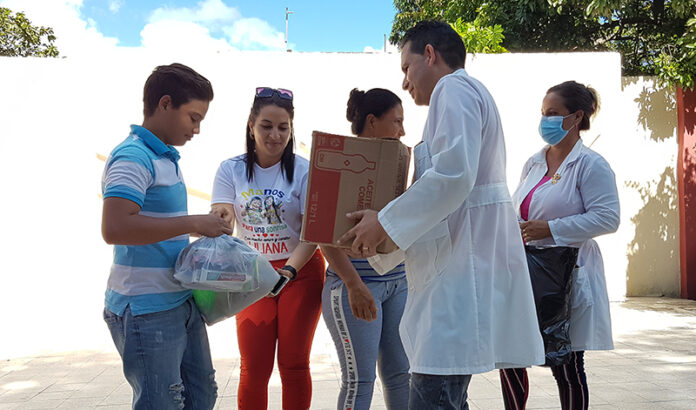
[322,276,410,409]
[409,373,471,410]
[103,298,217,409]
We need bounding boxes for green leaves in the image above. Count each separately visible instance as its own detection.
[655,15,696,90]
[450,17,508,53]
[391,0,696,89]
[0,7,59,57]
[389,0,478,44]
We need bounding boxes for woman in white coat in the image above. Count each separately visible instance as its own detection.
[499,81,620,410]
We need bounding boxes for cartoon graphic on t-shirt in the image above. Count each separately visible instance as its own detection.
[241,195,284,225]
[264,195,282,224]
[238,189,291,258]
[243,196,265,224]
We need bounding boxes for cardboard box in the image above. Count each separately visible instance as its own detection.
[301,131,410,253]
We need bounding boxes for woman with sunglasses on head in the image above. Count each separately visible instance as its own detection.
[498,81,619,410]
[210,87,324,410]
[320,88,410,410]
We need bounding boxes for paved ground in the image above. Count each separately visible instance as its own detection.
[1,297,695,409]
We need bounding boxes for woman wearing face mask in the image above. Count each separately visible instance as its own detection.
[320,88,410,410]
[498,81,620,410]
[210,87,324,410]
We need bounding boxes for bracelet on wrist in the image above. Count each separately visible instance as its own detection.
[282,265,298,280]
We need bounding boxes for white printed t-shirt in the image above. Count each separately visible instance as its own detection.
[211,154,309,261]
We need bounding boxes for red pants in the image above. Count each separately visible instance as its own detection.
[236,250,325,410]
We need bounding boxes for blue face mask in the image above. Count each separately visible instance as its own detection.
[538,114,575,146]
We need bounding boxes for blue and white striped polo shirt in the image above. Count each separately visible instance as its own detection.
[101,125,191,316]
[326,258,405,282]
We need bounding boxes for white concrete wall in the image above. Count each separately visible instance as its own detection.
[1,50,669,359]
[620,77,680,297]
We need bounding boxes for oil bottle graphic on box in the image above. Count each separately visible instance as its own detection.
[315,150,376,173]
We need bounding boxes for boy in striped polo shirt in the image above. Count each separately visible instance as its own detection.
[101,63,232,410]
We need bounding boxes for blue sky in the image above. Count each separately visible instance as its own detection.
[77,0,397,52]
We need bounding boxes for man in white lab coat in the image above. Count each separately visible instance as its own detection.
[339,20,545,409]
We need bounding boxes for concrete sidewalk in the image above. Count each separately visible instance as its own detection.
[1,297,695,409]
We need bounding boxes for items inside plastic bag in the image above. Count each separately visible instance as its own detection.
[191,267,275,325]
[191,262,282,325]
[191,289,261,325]
[525,245,579,367]
[175,235,276,292]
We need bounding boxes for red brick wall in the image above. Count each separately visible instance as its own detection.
[677,87,696,299]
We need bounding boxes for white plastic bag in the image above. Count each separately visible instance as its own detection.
[174,235,274,292]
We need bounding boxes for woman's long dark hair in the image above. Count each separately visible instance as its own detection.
[245,94,295,183]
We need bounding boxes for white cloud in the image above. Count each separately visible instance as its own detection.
[0,0,120,57]
[364,42,398,54]
[148,0,240,28]
[140,20,237,56]
[108,0,124,14]
[223,18,285,51]
[0,0,289,58]
[144,1,285,51]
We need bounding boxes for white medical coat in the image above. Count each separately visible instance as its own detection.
[375,69,545,375]
[512,139,619,351]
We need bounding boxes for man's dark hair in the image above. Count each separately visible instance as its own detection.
[400,20,467,69]
[143,63,214,117]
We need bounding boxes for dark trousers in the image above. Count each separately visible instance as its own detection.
[499,351,588,410]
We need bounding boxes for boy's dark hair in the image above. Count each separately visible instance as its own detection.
[246,94,295,183]
[346,88,402,136]
[547,81,601,131]
[143,63,214,117]
[400,20,467,69]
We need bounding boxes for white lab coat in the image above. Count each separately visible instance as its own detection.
[512,139,619,351]
[373,69,545,375]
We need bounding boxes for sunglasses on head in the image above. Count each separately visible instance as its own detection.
[255,87,294,100]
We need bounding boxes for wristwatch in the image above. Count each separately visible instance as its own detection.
[282,265,298,280]
[269,275,290,296]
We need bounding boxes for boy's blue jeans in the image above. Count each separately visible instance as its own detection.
[103,298,217,410]
[409,373,471,410]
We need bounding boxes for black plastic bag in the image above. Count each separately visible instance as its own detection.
[525,245,579,367]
